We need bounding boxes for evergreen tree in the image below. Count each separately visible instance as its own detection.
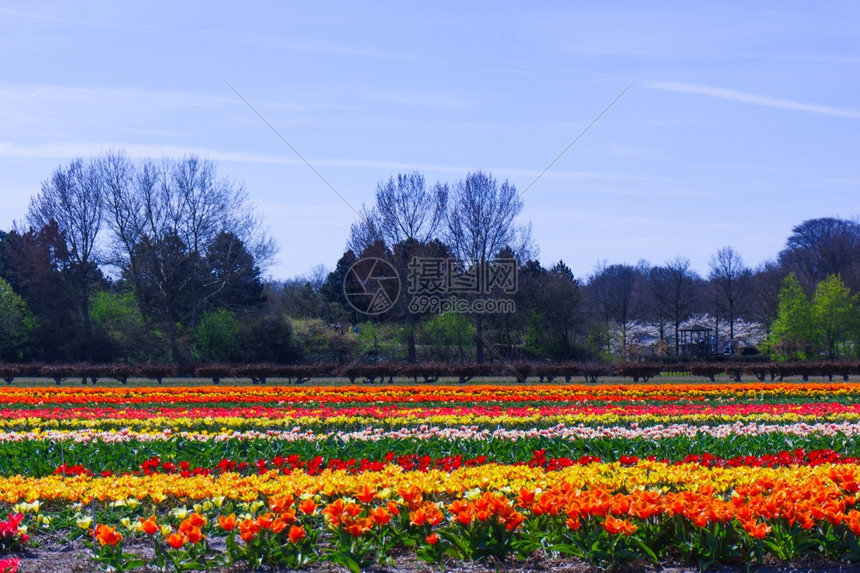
[204,231,265,311]
[2,223,84,360]
[320,250,359,322]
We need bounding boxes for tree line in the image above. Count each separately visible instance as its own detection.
[0,151,275,363]
[1,153,859,365]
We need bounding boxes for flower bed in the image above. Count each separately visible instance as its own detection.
[3,382,860,571]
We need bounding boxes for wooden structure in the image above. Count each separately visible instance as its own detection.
[678,323,713,357]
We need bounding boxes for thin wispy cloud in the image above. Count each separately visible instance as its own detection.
[0,84,354,138]
[0,142,292,163]
[0,7,75,23]
[751,54,860,65]
[0,142,467,171]
[0,85,232,135]
[646,81,860,119]
[0,85,230,110]
[222,32,417,61]
[0,142,676,184]
[360,89,475,110]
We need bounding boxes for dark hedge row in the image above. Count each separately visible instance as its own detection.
[1,360,860,385]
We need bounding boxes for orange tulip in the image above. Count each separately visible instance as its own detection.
[238,519,259,542]
[299,498,318,515]
[399,485,423,509]
[322,499,345,525]
[287,525,306,544]
[355,484,376,504]
[742,520,771,540]
[603,515,637,536]
[667,499,685,516]
[688,511,708,528]
[425,505,445,526]
[94,524,123,547]
[611,495,631,515]
[387,501,400,516]
[186,513,207,528]
[166,532,186,549]
[179,519,199,536]
[370,507,391,526]
[345,521,366,537]
[518,488,536,508]
[344,503,363,518]
[533,494,561,516]
[472,495,491,513]
[139,515,158,536]
[184,527,205,545]
[497,506,524,531]
[631,501,660,520]
[218,513,237,532]
[256,513,274,529]
[270,518,288,534]
[410,508,427,526]
[269,494,295,513]
[846,511,860,536]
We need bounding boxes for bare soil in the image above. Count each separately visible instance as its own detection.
[9,540,860,573]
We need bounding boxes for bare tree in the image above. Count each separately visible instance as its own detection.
[308,264,330,291]
[708,246,750,339]
[27,158,103,362]
[587,262,648,358]
[169,156,269,325]
[347,172,448,251]
[446,172,524,263]
[347,172,450,362]
[375,172,448,246]
[100,152,276,360]
[748,260,786,332]
[346,205,383,256]
[645,266,671,350]
[446,171,528,363]
[97,150,146,311]
[647,257,701,355]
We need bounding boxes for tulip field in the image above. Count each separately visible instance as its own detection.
[4,381,860,571]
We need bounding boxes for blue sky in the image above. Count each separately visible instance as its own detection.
[1,1,858,281]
